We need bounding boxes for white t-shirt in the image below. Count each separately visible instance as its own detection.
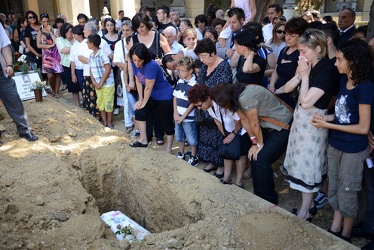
[113,39,127,67]
[262,23,273,42]
[69,40,84,70]
[78,38,112,76]
[207,101,242,134]
[0,24,11,75]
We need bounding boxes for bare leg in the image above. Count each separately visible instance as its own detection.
[47,73,55,95]
[165,134,174,154]
[341,216,354,238]
[72,92,80,106]
[215,166,224,175]
[235,156,247,186]
[107,111,113,127]
[330,210,343,233]
[54,73,61,97]
[137,120,147,144]
[298,192,314,219]
[100,111,107,127]
[191,145,197,157]
[223,159,233,182]
[178,141,185,154]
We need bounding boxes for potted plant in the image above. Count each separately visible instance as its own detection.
[30,80,47,102]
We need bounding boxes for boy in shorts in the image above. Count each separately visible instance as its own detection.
[173,56,198,167]
[87,34,115,128]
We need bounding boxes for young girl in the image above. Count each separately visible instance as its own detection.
[311,38,374,242]
[266,21,286,60]
[37,13,63,98]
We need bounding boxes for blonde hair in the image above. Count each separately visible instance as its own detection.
[182,28,197,40]
[299,28,327,59]
[178,56,195,70]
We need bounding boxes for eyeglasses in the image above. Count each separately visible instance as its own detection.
[195,102,204,108]
[276,30,286,35]
[198,53,210,60]
[28,16,36,19]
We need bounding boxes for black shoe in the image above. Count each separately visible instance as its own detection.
[19,132,38,141]
[351,224,374,239]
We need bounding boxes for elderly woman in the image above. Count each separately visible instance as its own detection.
[194,38,232,177]
[56,23,79,105]
[269,17,309,108]
[129,43,174,153]
[230,29,267,86]
[211,83,293,204]
[189,83,250,188]
[282,29,340,221]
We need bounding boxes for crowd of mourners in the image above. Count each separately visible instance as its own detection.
[1,1,374,247]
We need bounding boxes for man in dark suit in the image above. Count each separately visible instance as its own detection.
[338,8,356,45]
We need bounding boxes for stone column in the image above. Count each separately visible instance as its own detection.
[55,0,91,25]
[110,0,139,19]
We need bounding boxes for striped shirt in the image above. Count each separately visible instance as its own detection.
[89,49,114,87]
[172,75,197,122]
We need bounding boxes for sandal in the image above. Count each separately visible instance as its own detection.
[235,183,245,189]
[156,138,164,145]
[203,164,218,173]
[129,141,148,148]
[213,172,224,179]
[220,179,232,185]
[126,126,134,134]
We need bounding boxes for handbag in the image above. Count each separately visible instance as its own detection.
[218,112,241,160]
[194,109,216,126]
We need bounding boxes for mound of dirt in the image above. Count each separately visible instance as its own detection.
[0,96,358,249]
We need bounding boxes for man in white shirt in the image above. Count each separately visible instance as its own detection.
[262,4,283,42]
[0,24,37,142]
[164,26,183,54]
[115,10,125,31]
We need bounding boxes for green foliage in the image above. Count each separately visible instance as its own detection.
[295,0,325,14]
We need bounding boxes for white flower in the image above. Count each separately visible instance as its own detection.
[17,54,28,63]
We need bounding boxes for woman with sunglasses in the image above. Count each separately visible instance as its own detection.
[282,29,340,221]
[24,10,42,70]
[266,21,286,60]
[37,13,63,98]
[56,23,79,105]
[269,17,309,109]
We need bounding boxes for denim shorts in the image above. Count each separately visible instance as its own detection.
[175,121,198,146]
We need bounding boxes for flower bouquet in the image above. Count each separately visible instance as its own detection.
[30,80,47,91]
[14,54,30,74]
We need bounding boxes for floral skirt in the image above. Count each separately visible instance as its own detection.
[283,103,328,193]
[82,76,99,117]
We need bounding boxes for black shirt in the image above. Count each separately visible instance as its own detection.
[236,55,267,86]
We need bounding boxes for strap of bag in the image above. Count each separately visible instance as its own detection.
[258,116,290,130]
[121,39,126,58]
[155,30,160,59]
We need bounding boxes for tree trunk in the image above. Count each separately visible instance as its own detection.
[368,1,374,41]
[253,0,273,23]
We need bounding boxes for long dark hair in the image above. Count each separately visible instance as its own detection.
[211,83,246,113]
[25,10,40,25]
[129,43,152,65]
[338,38,374,85]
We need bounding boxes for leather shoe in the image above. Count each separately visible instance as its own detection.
[351,224,374,239]
[19,132,38,141]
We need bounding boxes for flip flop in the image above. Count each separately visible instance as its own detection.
[156,138,164,145]
[129,141,148,147]
[220,179,232,185]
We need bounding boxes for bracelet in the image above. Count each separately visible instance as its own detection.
[250,136,256,141]
[7,65,14,68]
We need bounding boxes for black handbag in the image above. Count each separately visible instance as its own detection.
[194,109,216,126]
[218,133,241,160]
[218,111,241,160]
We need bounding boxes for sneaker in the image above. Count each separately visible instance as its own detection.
[314,191,329,209]
[113,108,120,115]
[177,152,185,160]
[131,130,140,138]
[19,132,38,141]
[188,156,199,167]
[184,150,192,157]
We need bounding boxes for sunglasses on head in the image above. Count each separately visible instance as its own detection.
[40,13,49,19]
[105,18,114,22]
[302,31,313,39]
[276,30,286,35]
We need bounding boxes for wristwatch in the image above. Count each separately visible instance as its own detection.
[7,65,14,68]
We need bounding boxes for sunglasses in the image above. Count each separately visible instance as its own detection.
[40,13,49,19]
[28,16,36,19]
[276,30,286,35]
[302,31,313,39]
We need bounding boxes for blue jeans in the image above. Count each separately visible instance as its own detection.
[364,162,374,233]
[175,121,198,146]
[250,128,290,205]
